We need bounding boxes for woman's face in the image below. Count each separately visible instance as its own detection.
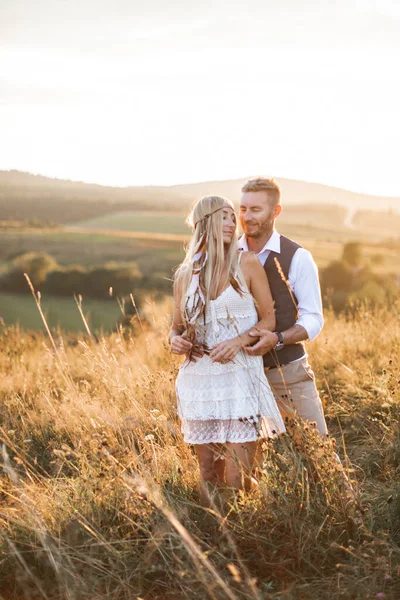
[222,203,237,245]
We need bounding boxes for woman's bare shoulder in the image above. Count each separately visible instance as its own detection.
[238,250,259,269]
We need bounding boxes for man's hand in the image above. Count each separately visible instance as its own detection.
[244,329,279,356]
[210,336,243,363]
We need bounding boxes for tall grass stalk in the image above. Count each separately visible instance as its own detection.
[73,294,92,337]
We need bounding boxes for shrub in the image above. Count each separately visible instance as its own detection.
[342,241,362,267]
[0,252,58,292]
[321,242,400,312]
[43,266,88,296]
[0,253,145,300]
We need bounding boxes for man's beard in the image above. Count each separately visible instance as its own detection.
[242,214,274,238]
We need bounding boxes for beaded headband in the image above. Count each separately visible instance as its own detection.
[193,205,225,227]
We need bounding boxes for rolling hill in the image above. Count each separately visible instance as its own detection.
[1,170,399,226]
[0,170,191,223]
[172,177,400,212]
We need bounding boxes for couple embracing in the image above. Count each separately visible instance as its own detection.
[169,177,328,505]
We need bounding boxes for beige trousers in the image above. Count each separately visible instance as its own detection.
[264,356,328,436]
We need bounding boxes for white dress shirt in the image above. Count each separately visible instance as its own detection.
[238,230,324,341]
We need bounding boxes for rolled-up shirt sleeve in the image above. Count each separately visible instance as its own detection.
[288,248,324,341]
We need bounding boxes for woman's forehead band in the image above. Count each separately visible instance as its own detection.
[194,205,226,227]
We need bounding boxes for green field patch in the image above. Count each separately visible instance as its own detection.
[0,293,123,333]
[0,230,185,273]
[71,210,189,235]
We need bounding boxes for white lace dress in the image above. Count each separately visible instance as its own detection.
[175,284,286,444]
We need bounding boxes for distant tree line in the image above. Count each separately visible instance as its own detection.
[0,252,172,301]
[320,242,400,312]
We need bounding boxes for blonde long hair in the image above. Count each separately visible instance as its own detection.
[175,195,246,333]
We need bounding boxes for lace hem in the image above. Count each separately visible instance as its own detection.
[177,394,281,419]
[181,417,285,444]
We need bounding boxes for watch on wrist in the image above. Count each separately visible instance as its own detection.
[273,331,285,351]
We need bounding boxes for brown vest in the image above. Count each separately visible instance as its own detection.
[263,235,306,368]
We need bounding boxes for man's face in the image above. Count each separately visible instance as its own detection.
[239,191,279,238]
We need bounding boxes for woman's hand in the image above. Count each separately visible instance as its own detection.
[170,332,193,355]
[210,336,243,363]
[170,332,205,359]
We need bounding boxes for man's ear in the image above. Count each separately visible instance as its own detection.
[274,204,282,218]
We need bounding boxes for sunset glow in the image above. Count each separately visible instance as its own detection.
[1,0,400,195]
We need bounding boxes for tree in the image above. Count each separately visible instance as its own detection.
[342,242,362,267]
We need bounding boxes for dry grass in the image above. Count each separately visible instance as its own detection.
[0,296,399,599]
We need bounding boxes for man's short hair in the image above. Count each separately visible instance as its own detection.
[241,177,281,207]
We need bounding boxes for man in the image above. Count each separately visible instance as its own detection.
[238,177,328,436]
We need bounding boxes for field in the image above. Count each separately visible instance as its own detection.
[0,230,185,272]
[1,210,399,278]
[0,229,184,331]
[0,293,123,333]
[72,205,400,240]
[0,299,399,599]
[1,210,400,332]
[0,176,400,593]
[0,227,228,285]
[69,211,189,235]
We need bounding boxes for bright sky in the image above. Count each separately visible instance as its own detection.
[1,0,400,195]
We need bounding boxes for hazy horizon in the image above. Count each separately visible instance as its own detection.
[4,168,400,201]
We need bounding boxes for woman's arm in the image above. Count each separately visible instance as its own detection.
[210,252,275,363]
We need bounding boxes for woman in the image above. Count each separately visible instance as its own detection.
[169,195,285,504]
